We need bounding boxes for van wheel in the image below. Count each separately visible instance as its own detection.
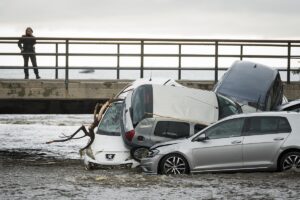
[159,154,189,175]
[131,147,149,162]
[279,152,300,171]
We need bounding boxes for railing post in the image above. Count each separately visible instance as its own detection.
[215,41,219,83]
[55,43,58,79]
[178,44,182,80]
[117,44,120,79]
[140,40,144,78]
[287,42,291,84]
[240,45,243,60]
[65,40,69,90]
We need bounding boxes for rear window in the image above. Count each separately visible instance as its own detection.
[154,121,190,139]
[244,116,291,135]
[131,85,153,126]
[97,103,122,136]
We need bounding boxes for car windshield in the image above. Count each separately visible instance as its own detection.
[96,102,122,136]
[217,95,242,119]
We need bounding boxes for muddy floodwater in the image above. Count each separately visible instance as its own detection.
[1,115,300,200]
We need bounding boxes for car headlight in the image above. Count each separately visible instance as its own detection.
[147,149,160,158]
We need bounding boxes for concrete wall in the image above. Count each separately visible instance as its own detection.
[0,79,299,100]
[0,79,299,114]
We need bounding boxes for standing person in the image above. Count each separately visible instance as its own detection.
[18,27,41,79]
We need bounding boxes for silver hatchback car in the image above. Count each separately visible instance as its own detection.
[141,112,300,175]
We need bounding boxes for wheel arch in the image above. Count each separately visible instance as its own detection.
[277,148,300,170]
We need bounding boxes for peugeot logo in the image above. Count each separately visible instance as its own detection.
[106,154,115,160]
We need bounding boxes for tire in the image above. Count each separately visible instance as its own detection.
[130,147,150,162]
[84,162,95,170]
[159,153,189,175]
[279,151,300,172]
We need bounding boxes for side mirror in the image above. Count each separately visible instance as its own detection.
[193,134,208,142]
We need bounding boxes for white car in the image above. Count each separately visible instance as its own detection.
[83,78,182,169]
[121,84,242,161]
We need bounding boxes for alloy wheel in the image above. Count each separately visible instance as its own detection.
[282,154,300,171]
[163,155,187,175]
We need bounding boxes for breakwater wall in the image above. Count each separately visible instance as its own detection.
[0,79,299,114]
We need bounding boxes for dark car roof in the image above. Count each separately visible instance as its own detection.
[214,60,279,107]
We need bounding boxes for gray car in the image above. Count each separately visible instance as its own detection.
[141,112,300,175]
[214,61,283,112]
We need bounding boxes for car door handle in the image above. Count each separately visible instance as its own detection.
[231,140,242,144]
[274,137,284,141]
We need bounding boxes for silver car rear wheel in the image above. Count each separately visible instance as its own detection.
[160,154,189,175]
[280,152,300,171]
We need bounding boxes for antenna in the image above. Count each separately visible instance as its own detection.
[149,70,152,81]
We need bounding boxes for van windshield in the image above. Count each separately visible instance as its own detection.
[131,85,153,126]
[217,95,242,119]
[97,102,122,136]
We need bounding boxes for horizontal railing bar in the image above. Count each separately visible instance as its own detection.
[2,40,300,48]
[2,52,300,59]
[2,37,300,43]
[0,66,298,71]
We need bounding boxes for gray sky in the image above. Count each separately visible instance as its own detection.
[1,0,300,39]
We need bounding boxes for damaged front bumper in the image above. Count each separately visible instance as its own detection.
[82,148,139,168]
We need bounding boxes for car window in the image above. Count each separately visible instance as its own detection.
[154,121,190,139]
[244,117,291,135]
[217,95,241,119]
[194,124,207,134]
[131,85,153,126]
[203,118,244,139]
[96,103,122,136]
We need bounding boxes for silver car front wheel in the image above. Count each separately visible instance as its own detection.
[279,152,300,171]
[160,154,189,175]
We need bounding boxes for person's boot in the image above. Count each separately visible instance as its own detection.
[25,75,29,79]
[36,75,41,79]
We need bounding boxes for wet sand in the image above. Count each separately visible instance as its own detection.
[1,150,300,200]
[1,115,300,199]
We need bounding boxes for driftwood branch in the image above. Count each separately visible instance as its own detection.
[46,98,123,154]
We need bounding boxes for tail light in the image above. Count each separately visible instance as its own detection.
[125,130,135,142]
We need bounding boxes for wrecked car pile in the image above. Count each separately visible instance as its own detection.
[47,60,299,174]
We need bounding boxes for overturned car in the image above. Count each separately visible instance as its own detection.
[214,61,283,112]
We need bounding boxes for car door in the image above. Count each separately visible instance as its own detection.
[242,116,292,169]
[191,118,245,172]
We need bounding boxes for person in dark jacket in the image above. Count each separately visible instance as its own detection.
[18,27,40,79]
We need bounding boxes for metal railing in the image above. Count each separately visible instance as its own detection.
[0,37,300,89]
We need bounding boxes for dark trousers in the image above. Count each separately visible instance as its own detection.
[22,52,39,76]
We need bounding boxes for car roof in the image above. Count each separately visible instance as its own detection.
[116,78,183,99]
[223,111,297,120]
